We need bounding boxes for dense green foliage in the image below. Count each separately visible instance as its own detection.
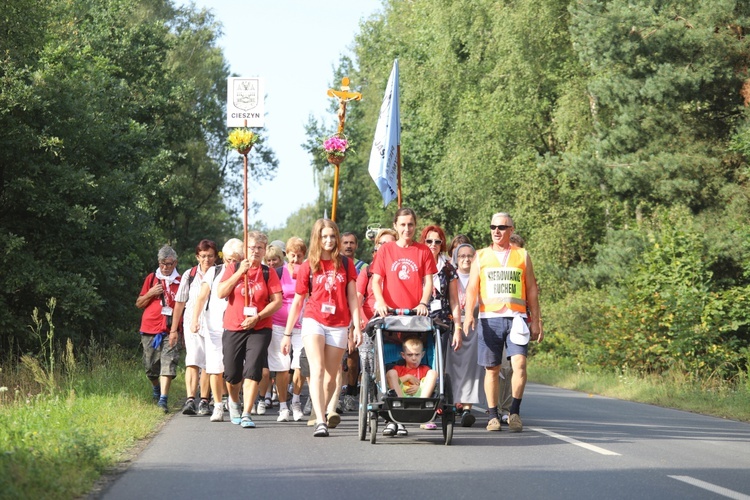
[0,342,165,499]
[293,0,750,380]
[0,0,277,355]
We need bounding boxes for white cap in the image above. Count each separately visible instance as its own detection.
[508,316,530,346]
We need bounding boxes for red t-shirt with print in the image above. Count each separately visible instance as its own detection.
[370,242,437,310]
[221,263,282,331]
[295,258,357,327]
[139,272,181,334]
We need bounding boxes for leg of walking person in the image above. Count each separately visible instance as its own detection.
[303,332,327,430]
[323,349,345,427]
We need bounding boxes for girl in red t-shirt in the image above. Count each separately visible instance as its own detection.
[217,232,283,428]
[281,219,362,437]
[371,208,437,317]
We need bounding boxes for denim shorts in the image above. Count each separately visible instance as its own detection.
[476,317,528,368]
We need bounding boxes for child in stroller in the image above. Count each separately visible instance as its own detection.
[386,336,437,398]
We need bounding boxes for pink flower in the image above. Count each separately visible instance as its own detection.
[323,136,348,153]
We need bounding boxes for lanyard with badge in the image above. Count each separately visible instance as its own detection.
[243,267,259,317]
[320,261,337,315]
[160,278,175,318]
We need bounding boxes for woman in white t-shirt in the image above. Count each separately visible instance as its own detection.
[190,238,242,422]
[281,219,361,437]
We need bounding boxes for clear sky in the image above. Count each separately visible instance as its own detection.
[176,0,384,228]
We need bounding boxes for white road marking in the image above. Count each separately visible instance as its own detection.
[529,426,621,456]
[668,476,750,500]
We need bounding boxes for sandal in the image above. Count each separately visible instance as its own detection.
[313,422,329,437]
[396,424,408,436]
[460,410,476,428]
[240,415,255,428]
[383,422,397,436]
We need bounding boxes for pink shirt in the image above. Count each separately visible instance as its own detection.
[272,265,301,328]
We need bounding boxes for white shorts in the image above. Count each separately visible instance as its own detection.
[184,328,206,369]
[204,325,224,374]
[290,327,303,369]
[269,325,292,372]
[301,317,348,350]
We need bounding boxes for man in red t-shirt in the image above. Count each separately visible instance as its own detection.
[135,245,182,413]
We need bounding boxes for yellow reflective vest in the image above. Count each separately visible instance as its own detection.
[477,247,527,314]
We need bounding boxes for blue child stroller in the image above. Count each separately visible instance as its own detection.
[358,309,456,445]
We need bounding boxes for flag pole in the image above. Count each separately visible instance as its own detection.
[326,77,361,222]
[397,144,402,208]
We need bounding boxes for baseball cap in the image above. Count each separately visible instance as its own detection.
[269,240,286,255]
[508,316,530,346]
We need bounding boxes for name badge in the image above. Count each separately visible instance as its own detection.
[161,306,173,316]
[430,299,441,312]
[244,306,258,317]
[321,302,336,315]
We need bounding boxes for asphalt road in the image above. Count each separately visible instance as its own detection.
[97,383,750,500]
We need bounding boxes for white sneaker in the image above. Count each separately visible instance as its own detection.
[210,404,224,422]
[277,408,291,422]
[257,399,267,415]
[291,401,304,422]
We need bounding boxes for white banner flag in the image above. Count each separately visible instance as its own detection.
[368,60,400,207]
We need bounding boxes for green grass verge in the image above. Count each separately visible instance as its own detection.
[528,361,750,423]
[0,347,167,499]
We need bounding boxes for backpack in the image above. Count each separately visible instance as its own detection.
[308,256,350,296]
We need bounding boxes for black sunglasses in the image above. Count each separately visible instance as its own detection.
[425,239,442,245]
[490,225,512,231]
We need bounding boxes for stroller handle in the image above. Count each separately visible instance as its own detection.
[387,308,417,316]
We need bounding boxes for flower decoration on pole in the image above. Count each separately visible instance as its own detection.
[228,128,258,155]
[322,134,352,166]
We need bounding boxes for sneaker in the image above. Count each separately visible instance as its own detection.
[508,413,523,432]
[313,422,329,437]
[158,397,169,413]
[486,417,502,431]
[460,410,476,428]
[256,399,267,415]
[383,422,397,436]
[265,397,273,409]
[240,414,256,428]
[229,401,242,425]
[210,404,224,422]
[343,394,357,412]
[291,401,304,422]
[501,413,509,424]
[277,408,291,422]
[326,412,341,428]
[396,424,408,436]
[197,399,211,416]
[302,397,312,416]
[181,399,196,415]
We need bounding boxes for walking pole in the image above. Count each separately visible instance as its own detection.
[326,77,361,222]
